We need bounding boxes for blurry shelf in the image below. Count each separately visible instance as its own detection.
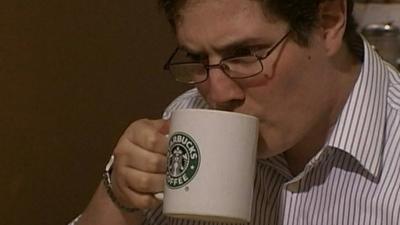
[354,3,400,29]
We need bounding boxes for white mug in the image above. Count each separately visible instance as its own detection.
[163,109,259,223]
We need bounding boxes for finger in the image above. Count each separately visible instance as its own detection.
[112,178,162,209]
[115,139,167,173]
[124,192,161,209]
[125,119,169,155]
[127,169,165,194]
[158,119,170,135]
[115,167,165,194]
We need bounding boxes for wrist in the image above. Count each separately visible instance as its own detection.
[103,155,140,213]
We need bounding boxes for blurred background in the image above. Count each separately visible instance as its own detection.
[0,1,187,224]
[354,1,400,68]
[0,1,399,225]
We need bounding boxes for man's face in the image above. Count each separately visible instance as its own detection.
[175,0,336,157]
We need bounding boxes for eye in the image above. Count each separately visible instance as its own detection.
[232,47,253,57]
[185,52,206,62]
[230,45,269,58]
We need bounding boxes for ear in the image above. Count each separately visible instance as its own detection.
[318,0,347,56]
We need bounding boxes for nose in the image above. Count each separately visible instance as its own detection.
[202,66,245,110]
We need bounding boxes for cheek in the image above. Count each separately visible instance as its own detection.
[195,82,206,92]
[263,50,318,104]
[249,53,314,126]
[195,83,208,97]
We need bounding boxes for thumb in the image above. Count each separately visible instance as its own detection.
[153,119,170,135]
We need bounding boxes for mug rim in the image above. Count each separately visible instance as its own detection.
[173,108,259,121]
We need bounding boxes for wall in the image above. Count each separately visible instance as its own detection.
[0,1,187,224]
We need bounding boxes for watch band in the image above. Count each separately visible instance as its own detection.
[103,155,139,213]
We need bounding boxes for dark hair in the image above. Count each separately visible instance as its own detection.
[159,0,359,51]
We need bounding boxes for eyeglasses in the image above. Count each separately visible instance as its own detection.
[164,31,291,84]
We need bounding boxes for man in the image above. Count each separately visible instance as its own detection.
[71,0,400,224]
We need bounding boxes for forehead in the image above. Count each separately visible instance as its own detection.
[174,0,286,51]
[178,0,265,19]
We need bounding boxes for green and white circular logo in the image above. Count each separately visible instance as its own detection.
[166,132,200,189]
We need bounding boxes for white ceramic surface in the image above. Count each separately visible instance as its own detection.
[163,109,259,223]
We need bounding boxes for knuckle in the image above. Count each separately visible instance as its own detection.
[144,134,158,149]
[125,119,150,139]
[113,146,125,157]
[133,118,151,128]
[137,175,152,190]
[147,155,165,171]
[113,169,126,187]
[114,139,131,156]
[112,148,128,164]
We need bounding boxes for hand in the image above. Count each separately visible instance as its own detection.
[111,119,169,210]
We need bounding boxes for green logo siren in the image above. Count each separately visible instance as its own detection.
[166,132,201,189]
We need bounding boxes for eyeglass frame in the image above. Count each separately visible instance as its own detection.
[163,30,291,84]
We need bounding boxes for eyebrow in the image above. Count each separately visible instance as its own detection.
[179,37,270,56]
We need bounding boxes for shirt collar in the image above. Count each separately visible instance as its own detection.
[326,36,388,177]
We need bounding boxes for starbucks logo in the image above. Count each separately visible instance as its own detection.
[166,132,200,189]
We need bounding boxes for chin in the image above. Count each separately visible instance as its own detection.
[256,127,289,159]
[256,148,283,159]
[256,138,281,159]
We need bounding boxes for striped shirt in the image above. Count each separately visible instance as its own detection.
[143,38,400,225]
